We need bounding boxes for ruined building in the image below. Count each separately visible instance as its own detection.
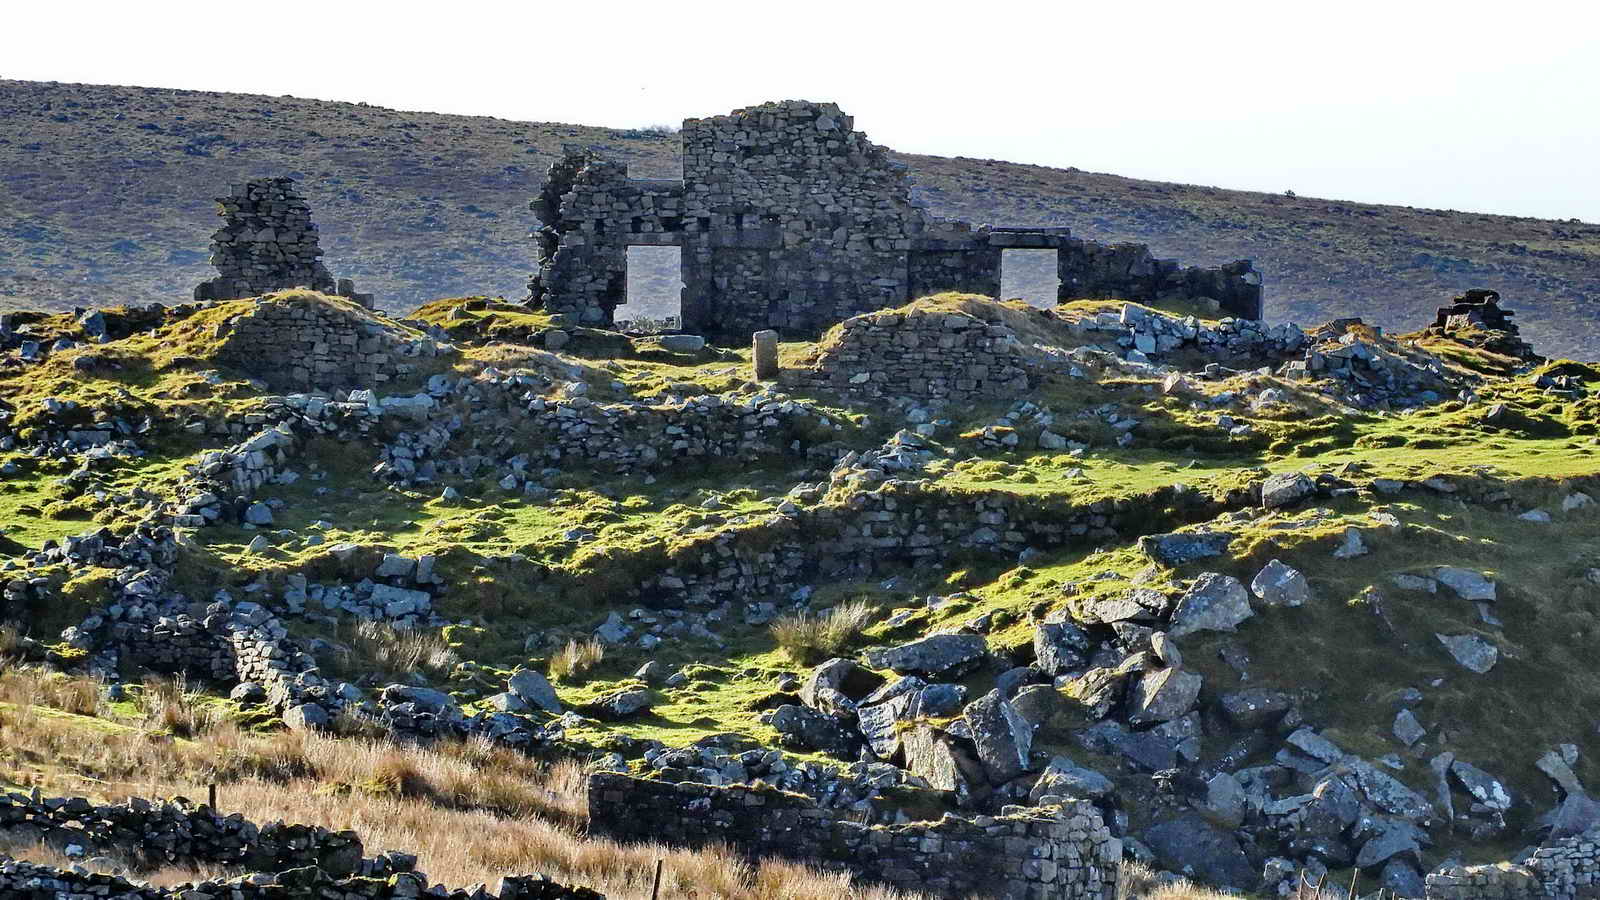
[527,100,1263,337]
[195,178,372,307]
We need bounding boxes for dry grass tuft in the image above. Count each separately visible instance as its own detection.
[548,638,604,682]
[136,675,218,738]
[335,621,460,682]
[771,600,875,664]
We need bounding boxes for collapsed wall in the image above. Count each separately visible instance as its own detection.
[213,291,446,390]
[587,773,1120,900]
[194,177,373,305]
[528,100,1262,337]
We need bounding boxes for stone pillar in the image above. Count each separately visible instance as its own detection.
[752,329,780,380]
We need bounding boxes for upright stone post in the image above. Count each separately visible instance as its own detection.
[752,329,780,380]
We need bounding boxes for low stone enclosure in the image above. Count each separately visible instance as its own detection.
[527,99,1262,336]
[586,773,1120,900]
[0,789,598,899]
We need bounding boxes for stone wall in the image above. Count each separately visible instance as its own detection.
[0,791,599,900]
[214,292,445,390]
[0,791,362,875]
[587,773,1120,900]
[1426,830,1600,900]
[528,100,1262,337]
[778,302,1037,404]
[0,864,599,900]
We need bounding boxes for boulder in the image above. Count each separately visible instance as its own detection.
[244,501,274,526]
[771,704,858,756]
[1435,632,1498,673]
[484,692,527,713]
[802,658,883,718]
[1195,772,1247,828]
[864,633,987,677]
[1029,756,1115,802]
[1261,471,1315,509]
[283,702,330,732]
[1433,567,1497,602]
[1010,683,1063,728]
[1142,814,1256,890]
[381,685,459,716]
[1354,819,1422,869]
[1450,759,1512,811]
[1332,526,1369,559]
[915,682,966,717]
[1251,559,1309,608]
[1381,859,1426,899]
[230,681,268,705]
[1139,531,1232,567]
[507,668,562,714]
[1220,688,1292,729]
[1126,667,1202,725]
[588,687,654,721]
[857,696,910,760]
[902,725,983,793]
[1392,709,1425,747]
[1169,573,1253,638]
[1033,621,1091,675]
[658,334,706,353]
[964,689,1033,784]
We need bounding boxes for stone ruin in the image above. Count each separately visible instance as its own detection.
[194,177,372,306]
[1428,288,1537,357]
[527,99,1263,337]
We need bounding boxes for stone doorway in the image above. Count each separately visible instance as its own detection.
[621,245,683,330]
[1000,249,1060,309]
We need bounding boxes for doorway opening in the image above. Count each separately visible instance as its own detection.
[999,249,1060,310]
[621,245,683,331]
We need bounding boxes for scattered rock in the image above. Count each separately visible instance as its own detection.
[1169,573,1253,638]
[1261,471,1316,509]
[864,633,987,677]
[963,689,1034,784]
[1433,567,1497,602]
[1142,814,1257,891]
[1436,632,1498,673]
[1251,559,1309,608]
[507,668,562,714]
[1139,531,1233,567]
[1029,756,1115,802]
[1126,667,1203,726]
[1393,708,1426,747]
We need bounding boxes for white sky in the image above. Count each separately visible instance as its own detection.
[7,0,1598,221]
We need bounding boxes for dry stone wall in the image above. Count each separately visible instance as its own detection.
[0,791,599,900]
[587,773,1120,900]
[1426,830,1600,900]
[529,100,1262,338]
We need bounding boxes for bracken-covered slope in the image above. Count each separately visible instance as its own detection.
[2,79,1599,357]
